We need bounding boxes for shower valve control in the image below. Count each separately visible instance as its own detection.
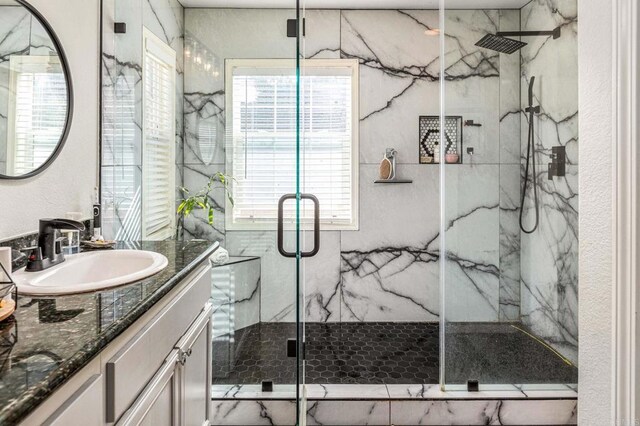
[548,146,566,180]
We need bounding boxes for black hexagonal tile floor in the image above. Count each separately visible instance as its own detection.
[212,322,577,386]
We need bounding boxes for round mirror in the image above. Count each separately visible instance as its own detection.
[0,0,73,179]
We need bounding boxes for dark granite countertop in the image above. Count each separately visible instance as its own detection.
[0,240,219,425]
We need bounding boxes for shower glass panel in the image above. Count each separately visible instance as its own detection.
[298,1,441,391]
[184,7,302,424]
[440,0,578,390]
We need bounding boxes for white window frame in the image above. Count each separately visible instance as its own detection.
[224,58,359,231]
[141,27,176,240]
[6,55,64,175]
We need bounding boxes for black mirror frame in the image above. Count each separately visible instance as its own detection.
[0,0,74,180]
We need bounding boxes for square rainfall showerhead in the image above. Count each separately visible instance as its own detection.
[475,34,527,54]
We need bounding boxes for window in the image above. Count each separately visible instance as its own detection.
[225,59,359,230]
[7,56,66,175]
[142,28,176,240]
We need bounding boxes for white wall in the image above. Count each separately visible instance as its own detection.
[578,0,615,423]
[0,0,100,240]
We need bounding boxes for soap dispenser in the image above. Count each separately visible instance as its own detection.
[93,187,102,239]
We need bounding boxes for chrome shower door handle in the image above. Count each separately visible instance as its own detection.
[277,193,321,258]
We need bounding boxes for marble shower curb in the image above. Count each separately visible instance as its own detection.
[211,384,578,425]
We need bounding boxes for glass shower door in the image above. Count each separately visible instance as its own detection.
[297,0,441,403]
[295,2,359,419]
[273,4,312,422]
[193,6,305,425]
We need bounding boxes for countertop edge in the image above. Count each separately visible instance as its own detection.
[1,241,219,425]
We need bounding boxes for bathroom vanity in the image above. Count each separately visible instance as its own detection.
[0,240,219,425]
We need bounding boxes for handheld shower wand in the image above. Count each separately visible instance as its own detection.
[519,76,540,234]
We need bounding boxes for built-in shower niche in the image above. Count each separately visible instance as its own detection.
[419,116,463,164]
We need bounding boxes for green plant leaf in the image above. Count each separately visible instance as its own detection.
[176,172,233,233]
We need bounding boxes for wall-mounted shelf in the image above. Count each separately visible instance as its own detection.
[374,179,413,184]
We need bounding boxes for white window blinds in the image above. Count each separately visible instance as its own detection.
[142,29,176,240]
[226,59,359,230]
[8,57,66,175]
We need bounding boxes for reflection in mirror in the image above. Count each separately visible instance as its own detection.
[197,117,217,166]
[0,0,71,179]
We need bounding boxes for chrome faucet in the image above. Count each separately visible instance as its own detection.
[25,219,85,272]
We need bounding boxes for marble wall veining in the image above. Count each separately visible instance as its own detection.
[441,9,522,325]
[497,10,523,322]
[519,0,579,365]
[184,9,523,324]
[338,10,444,323]
[101,0,185,241]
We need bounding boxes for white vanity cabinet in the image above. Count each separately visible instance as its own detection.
[43,375,104,426]
[116,349,182,426]
[21,261,213,426]
[175,305,213,426]
[116,304,213,426]
[106,262,213,426]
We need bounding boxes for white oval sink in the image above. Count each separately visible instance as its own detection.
[14,250,169,296]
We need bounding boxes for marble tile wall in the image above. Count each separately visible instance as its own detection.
[518,0,579,365]
[184,9,523,324]
[441,9,522,324]
[101,0,184,241]
[497,10,523,322]
[184,9,341,323]
[212,257,261,336]
[0,6,56,175]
